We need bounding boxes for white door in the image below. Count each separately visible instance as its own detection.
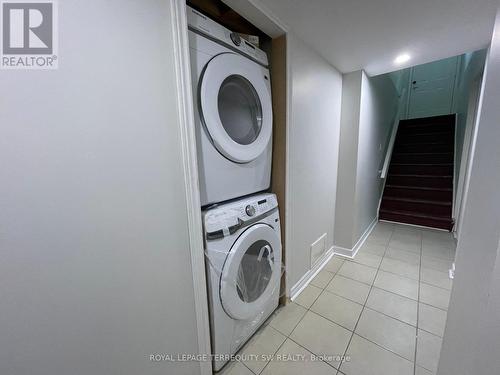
[407,56,459,119]
[219,224,281,320]
[199,53,273,163]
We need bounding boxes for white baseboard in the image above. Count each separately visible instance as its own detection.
[290,246,335,301]
[289,218,378,301]
[333,245,354,258]
[333,217,378,259]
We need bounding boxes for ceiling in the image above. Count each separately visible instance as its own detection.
[254,0,497,75]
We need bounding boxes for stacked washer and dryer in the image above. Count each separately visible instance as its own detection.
[187,6,282,372]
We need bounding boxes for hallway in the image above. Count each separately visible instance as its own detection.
[222,222,454,375]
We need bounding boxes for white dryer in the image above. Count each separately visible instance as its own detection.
[203,193,282,372]
[187,6,273,207]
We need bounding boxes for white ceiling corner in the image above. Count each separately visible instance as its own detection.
[249,0,497,75]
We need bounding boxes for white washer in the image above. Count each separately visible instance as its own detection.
[187,6,273,207]
[203,193,282,372]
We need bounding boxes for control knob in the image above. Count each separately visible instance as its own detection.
[245,205,256,216]
[230,32,242,46]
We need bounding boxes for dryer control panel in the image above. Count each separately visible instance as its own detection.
[187,5,269,66]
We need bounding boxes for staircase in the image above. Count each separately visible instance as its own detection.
[379,114,455,231]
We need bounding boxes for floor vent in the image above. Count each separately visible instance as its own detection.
[310,233,327,267]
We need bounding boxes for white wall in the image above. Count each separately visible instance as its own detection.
[354,73,399,240]
[437,7,500,375]
[474,240,500,373]
[335,71,399,250]
[287,33,342,290]
[0,1,202,374]
[334,72,362,249]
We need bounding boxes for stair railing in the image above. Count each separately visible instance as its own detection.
[380,87,406,179]
[378,88,406,217]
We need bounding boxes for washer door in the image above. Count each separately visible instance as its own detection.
[199,53,273,163]
[220,224,281,320]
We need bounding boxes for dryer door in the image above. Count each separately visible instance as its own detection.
[220,223,281,320]
[199,53,273,163]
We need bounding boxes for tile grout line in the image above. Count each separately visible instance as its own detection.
[351,228,446,363]
[362,265,420,282]
[254,326,286,375]
[419,279,453,292]
[333,262,421,299]
[259,256,348,374]
[286,335,343,373]
[418,298,449,313]
[343,258,452,293]
[240,271,331,375]
[298,258,346,373]
[236,322,282,375]
[241,225,450,375]
[337,225,395,374]
[346,331,418,364]
[335,260,451,311]
[361,305,415,330]
[290,237,406,374]
[333,228,449,363]
[318,285,419,330]
[284,258,346,372]
[308,291,432,362]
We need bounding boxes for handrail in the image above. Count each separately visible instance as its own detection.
[380,87,406,179]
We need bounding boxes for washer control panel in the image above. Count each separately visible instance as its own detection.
[230,32,242,46]
[203,193,278,236]
[238,194,277,220]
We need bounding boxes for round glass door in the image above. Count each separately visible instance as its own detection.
[199,53,273,163]
[218,75,263,146]
[220,224,281,320]
[236,239,274,303]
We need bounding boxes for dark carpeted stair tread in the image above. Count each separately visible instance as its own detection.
[380,114,455,231]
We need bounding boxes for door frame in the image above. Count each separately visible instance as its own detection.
[170,1,288,374]
[170,1,212,374]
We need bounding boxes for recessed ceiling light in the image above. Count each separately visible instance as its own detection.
[394,53,411,65]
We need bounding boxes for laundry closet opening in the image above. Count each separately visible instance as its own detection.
[185,0,288,372]
[185,0,287,283]
[187,0,287,294]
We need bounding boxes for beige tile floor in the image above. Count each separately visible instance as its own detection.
[219,221,455,375]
